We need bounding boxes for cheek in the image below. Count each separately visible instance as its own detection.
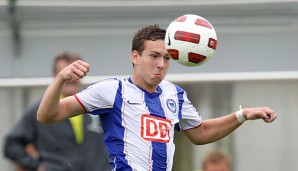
[165,61,170,68]
[142,65,153,75]
[141,60,155,69]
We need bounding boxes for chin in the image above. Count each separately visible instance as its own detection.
[151,79,162,86]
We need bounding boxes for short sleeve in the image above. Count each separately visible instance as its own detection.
[178,91,203,131]
[75,78,119,113]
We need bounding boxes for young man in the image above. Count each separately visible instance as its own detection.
[4,52,110,171]
[37,25,277,171]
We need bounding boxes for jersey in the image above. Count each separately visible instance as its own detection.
[75,77,203,171]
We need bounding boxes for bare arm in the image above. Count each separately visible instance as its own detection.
[183,107,277,145]
[37,60,89,124]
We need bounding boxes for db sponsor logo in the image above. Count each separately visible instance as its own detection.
[141,114,172,143]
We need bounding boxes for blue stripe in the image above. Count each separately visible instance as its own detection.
[145,91,167,171]
[110,80,133,171]
[92,80,132,171]
[175,85,184,131]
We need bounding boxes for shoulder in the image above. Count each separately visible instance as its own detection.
[80,78,120,92]
[23,100,41,117]
[7,100,41,133]
[89,78,120,87]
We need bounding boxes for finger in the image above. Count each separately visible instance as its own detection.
[262,112,277,123]
[74,70,86,79]
[68,62,87,76]
[68,70,84,80]
[76,60,90,73]
[59,70,74,81]
[73,61,89,76]
[58,60,89,81]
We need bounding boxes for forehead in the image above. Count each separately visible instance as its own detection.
[143,40,167,53]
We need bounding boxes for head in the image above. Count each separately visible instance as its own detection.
[53,51,82,97]
[202,149,231,171]
[131,24,171,92]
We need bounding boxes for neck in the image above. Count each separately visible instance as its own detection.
[131,76,157,93]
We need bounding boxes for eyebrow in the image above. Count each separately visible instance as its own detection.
[149,51,160,54]
[150,51,170,57]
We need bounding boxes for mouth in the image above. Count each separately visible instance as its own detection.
[153,73,163,78]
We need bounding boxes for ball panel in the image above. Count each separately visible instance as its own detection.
[174,31,200,44]
[175,15,187,22]
[195,18,212,29]
[188,52,207,64]
[167,49,179,59]
[208,38,217,50]
[165,14,217,67]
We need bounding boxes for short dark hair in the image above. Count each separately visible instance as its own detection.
[131,24,166,54]
[52,51,82,74]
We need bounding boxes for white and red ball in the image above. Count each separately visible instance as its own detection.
[165,14,217,66]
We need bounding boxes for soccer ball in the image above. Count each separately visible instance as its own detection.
[165,14,217,66]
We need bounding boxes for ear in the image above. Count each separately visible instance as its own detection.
[131,50,139,65]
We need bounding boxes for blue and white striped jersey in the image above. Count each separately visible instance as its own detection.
[75,77,203,171]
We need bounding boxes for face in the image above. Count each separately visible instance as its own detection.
[55,59,81,97]
[204,161,230,171]
[131,40,171,92]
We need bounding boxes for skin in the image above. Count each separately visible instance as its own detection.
[131,40,171,92]
[55,59,81,97]
[37,39,277,145]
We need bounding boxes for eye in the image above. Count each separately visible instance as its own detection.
[164,56,171,61]
[150,54,159,58]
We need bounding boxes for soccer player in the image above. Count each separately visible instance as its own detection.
[37,24,277,171]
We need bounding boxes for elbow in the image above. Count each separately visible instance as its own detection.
[37,109,54,124]
[190,131,220,145]
[36,111,44,123]
[186,123,211,145]
[186,133,209,145]
[191,138,209,145]
[191,134,221,145]
[36,110,46,124]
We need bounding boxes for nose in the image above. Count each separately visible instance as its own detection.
[156,57,165,69]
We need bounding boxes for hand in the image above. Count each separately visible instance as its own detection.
[243,107,277,123]
[58,60,90,81]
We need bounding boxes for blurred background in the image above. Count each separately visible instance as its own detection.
[1,0,298,170]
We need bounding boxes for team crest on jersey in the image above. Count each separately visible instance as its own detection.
[166,99,176,113]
